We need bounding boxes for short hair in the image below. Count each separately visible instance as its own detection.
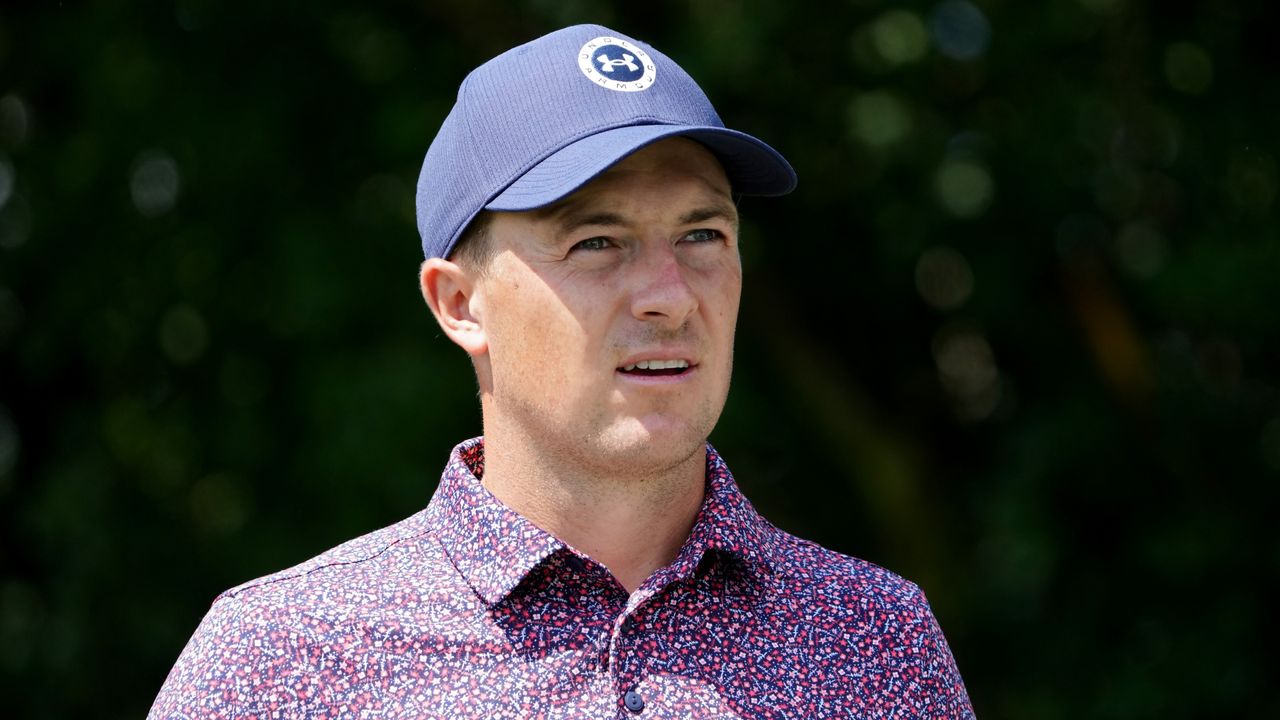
[449,211,494,274]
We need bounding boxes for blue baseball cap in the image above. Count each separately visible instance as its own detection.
[415,24,798,259]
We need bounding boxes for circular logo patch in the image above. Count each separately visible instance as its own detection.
[577,36,656,92]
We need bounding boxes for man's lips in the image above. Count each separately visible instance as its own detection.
[617,357,696,377]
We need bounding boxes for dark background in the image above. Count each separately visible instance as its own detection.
[3,0,1278,717]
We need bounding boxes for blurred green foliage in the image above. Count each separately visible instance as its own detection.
[2,0,1278,717]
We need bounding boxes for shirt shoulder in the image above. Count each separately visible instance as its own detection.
[219,507,438,603]
[766,525,928,610]
[148,510,466,719]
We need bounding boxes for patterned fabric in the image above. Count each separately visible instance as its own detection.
[150,438,974,719]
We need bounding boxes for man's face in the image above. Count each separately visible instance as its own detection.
[472,137,741,474]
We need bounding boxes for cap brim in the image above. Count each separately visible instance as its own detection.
[485,124,797,212]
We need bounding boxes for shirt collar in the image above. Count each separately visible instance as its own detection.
[671,443,778,580]
[426,437,565,606]
[426,438,777,607]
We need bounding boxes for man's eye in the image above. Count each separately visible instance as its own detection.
[683,228,721,243]
[572,237,612,251]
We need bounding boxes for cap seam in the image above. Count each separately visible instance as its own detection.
[457,72,495,189]
[436,72,492,258]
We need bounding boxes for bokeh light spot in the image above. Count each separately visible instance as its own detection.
[0,193,29,250]
[0,404,19,481]
[1114,223,1168,278]
[1164,42,1214,95]
[933,324,1002,422]
[930,0,991,61]
[1226,149,1277,213]
[158,305,209,365]
[871,10,930,66]
[1092,164,1143,218]
[190,473,250,535]
[130,150,181,217]
[0,95,29,147]
[847,91,913,149]
[1111,107,1182,168]
[0,156,13,211]
[934,159,994,218]
[915,246,975,310]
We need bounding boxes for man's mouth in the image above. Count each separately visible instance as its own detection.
[618,359,692,376]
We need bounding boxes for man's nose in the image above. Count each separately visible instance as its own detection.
[630,243,698,328]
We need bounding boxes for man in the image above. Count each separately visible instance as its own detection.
[151,25,974,719]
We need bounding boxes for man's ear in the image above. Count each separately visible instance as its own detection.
[420,259,487,357]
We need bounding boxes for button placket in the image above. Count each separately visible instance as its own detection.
[610,574,680,716]
[609,604,651,716]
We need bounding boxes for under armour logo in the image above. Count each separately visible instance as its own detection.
[578,37,656,93]
[595,52,639,74]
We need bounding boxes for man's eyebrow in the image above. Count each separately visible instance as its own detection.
[679,203,739,227]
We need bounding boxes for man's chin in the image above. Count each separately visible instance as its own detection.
[588,417,713,472]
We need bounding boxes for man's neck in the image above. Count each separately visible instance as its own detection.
[477,428,707,594]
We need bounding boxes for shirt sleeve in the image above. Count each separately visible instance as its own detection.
[903,586,976,719]
[147,593,326,720]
